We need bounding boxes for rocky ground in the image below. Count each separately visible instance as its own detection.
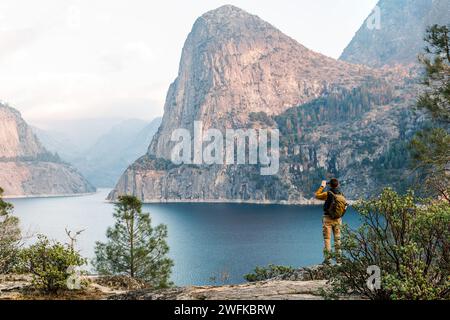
[0,266,346,300]
[0,275,126,300]
[0,277,328,301]
[111,280,328,300]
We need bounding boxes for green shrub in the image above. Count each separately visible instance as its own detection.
[244,264,295,282]
[93,195,173,288]
[324,189,450,300]
[19,235,86,293]
[0,187,21,274]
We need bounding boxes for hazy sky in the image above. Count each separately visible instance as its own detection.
[0,0,378,128]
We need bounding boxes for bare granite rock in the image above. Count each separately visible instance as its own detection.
[108,5,422,204]
[109,280,329,301]
[0,275,130,300]
[0,274,341,300]
[147,5,375,161]
[0,102,95,197]
[340,0,450,67]
[0,275,32,292]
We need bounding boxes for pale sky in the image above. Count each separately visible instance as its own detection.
[0,0,378,128]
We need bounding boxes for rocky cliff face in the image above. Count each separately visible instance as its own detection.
[340,0,450,67]
[0,102,95,197]
[149,5,374,160]
[109,5,421,203]
[0,104,44,159]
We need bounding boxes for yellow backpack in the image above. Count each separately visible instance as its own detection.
[327,191,348,219]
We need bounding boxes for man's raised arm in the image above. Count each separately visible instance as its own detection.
[315,181,328,200]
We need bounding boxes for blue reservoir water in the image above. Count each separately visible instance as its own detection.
[9,189,361,286]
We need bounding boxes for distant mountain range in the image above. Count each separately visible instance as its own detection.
[31,126,82,161]
[3,1,444,199]
[0,102,94,197]
[108,4,428,203]
[34,117,162,187]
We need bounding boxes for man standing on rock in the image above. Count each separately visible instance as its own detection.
[315,178,347,264]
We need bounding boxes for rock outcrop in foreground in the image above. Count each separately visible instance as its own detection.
[109,5,422,203]
[0,275,330,300]
[0,267,361,300]
[110,280,328,300]
[0,102,95,197]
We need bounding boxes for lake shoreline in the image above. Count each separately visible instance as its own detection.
[6,190,356,206]
[107,198,357,206]
[4,191,98,200]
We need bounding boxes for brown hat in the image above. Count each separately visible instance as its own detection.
[329,178,339,188]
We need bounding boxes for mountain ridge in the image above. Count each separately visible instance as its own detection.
[108,5,422,203]
[149,5,376,160]
[34,117,162,188]
[0,102,95,197]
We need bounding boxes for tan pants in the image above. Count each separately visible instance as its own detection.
[323,215,342,259]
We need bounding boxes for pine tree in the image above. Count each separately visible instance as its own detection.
[418,24,450,122]
[410,24,450,202]
[0,187,21,273]
[93,195,173,288]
